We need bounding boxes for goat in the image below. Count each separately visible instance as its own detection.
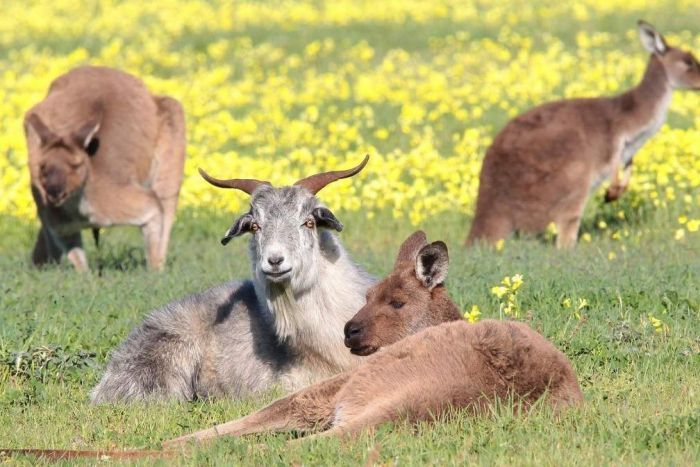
[467,21,700,248]
[165,231,583,446]
[25,66,186,271]
[90,156,374,403]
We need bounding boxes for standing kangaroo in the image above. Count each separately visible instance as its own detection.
[25,66,186,270]
[165,231,582,446]
[467,21,700,248]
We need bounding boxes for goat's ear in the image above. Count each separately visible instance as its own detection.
[25,113,57,147]
[415,241,449,290]
[638,20,667,55]
[312,207,343,231]
[395,230,428,268]
[222,213,254,245]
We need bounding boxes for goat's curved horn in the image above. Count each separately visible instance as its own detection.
[294,154,369,195]
[198,168,271,195]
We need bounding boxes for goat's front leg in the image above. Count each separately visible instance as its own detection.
[163,373,350,448]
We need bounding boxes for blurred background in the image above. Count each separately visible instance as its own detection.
[1,0,699,231]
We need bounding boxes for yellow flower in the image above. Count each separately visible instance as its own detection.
[491,286,508,299]
[647,314,668,334]
[373,128,389,140]
[0,0,698,234]
[562,298,572,309]
[464,305,481,323]
[510,274,523,291]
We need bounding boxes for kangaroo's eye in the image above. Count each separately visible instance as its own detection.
[390,300,405,309]
[251,222,260,232]
[304,219,315,229]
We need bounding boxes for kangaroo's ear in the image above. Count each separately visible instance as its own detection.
[312,207,343,231]
[72,104,103,157]
[25,113,58,147]
[222,213,254,245]
[638,20,668,55]
[394,230,428,268]
[415,241,449,290]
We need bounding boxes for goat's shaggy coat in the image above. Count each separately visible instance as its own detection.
[91,160,374,402]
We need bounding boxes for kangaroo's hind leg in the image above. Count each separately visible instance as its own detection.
[151,96,186,269]
[163,373,350,448]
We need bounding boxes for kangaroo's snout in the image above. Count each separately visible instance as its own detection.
[41,166,67,205]
[344,318,377,356]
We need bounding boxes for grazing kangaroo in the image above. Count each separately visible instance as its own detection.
[90,157,374,403]
[165,231,583,446]
[25,66,186,270]
[467,21,700,248]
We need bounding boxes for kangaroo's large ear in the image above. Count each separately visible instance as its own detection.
[415,241,449,290]
[312,207,343,231]
[25,113,58,147]
[72,104,103,157]
[222,212,254,245]
[395,230,428,268]
[638,20,667,55]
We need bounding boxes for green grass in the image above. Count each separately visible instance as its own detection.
[2,4,700,464]
[0,203,699,465]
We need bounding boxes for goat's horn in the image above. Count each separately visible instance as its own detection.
[198,168,271,195]
[294,154,369,195]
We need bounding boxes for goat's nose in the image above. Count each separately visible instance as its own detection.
[267,255,284,266]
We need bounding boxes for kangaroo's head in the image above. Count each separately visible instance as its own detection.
[344,231,460,356]
[638,20,700,90]
[25,107,101,206]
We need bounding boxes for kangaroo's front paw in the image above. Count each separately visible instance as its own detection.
[604,186,624,203]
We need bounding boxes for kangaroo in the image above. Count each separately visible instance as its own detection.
[25,66,186,270]
[467,21,700,248]
[165,231,583,446]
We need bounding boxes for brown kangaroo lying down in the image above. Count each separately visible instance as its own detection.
[165,231,583,446]
[1,232,581,459]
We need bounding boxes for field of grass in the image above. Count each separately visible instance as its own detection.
[2,0,700,465]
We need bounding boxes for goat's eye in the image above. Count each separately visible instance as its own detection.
[389,300,405,309]
[250,222,260,232]
[304,219,315,229]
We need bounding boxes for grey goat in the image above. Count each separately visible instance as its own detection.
[91,156,374,402]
